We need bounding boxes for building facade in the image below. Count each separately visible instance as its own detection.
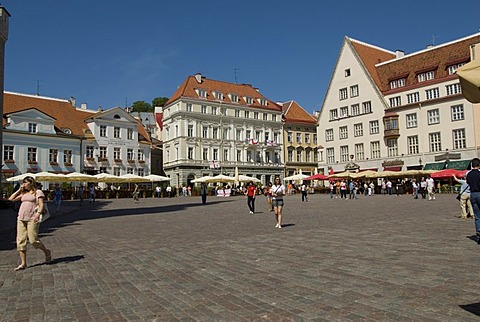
[162,74,284,188]
[280,100,318,177]
[0,7,9,187]
[317,33,480,174]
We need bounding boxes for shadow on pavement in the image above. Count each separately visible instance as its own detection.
[459,303,480,316]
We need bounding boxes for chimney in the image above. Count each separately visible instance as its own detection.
[194,73,203,83]
[471,43,479,61]
[97,106,102,112]
[81,103,87,110]
[426,44,435,49]
[69,96,76,106]
[395,50,405,58]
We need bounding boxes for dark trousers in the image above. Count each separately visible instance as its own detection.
[301,191,308,201]
[247,196,255,213]
[201,193,207,204]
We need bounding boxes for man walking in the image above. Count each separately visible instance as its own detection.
[467,158,480,243]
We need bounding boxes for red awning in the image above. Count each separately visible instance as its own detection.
[384,166,402,171]
[1,169,16,173]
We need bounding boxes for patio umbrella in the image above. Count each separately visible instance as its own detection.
[351,170,378,179]
[456,59,480,103]
[93,173,124,183]
[6,172,37,182]
[34,172,63,182]
[304,173,329,180]
[328,171,357,179]
[204,174,236,183]
[284,173,310,181]
[191,176,214,183]
[144,174,171,182]
[64,172,97,182]
[237,175,261,183]
[431,169,468,179]
[118,174,152,182]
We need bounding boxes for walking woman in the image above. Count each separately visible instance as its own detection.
[8,176,52,271]
[271,177,286,228]
[245,181,256,214]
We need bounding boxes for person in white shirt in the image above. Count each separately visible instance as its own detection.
[426,176,435,200]
[300,183,308,202]
[271,177,286,229]
[411,179,419,199]
[419,177,427,199]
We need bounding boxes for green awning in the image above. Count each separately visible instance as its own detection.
[446,159,471,170]
[423,162,445,170]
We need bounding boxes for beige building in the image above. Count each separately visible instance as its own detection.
[162,74,284,188]
[318,33,480,174]
[280,100,318,178]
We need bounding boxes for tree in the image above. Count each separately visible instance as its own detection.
[131,101,152,112]
[152,97,169,107]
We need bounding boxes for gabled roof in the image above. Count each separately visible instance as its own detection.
[165,74,282,112]
[375,33,480,93]
[281,100,316,125]
[4,91,94,136]
[349,38,396,88]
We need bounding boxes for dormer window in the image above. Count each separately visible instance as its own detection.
[447,63,465,75]
[28,123,37,133]
[259,98,267,106]
[197,89,207,98]
[214,91,223,100]
[62,128,72,134]
[114,114,121,119]
[245,96,253,105]
[230,93,238,102]
[389,78,405,89]
[417,70,435,82]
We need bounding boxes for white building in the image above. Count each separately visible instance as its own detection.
[317,33,480,174]
[162,74,284,187]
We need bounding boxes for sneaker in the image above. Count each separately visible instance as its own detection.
[249,211,253,215]
[278,225,282,229]
[275,224,279,228]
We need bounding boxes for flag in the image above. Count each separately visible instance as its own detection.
[210,160,221,169]
[155,107,163,130]
[266,140,277,147]
[245,138,258,145]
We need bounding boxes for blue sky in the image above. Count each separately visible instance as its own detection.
[2,0,480,113]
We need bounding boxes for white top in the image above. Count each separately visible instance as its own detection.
[426,178,435,188]
[271,184,286,199]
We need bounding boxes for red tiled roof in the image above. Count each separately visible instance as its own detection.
[375,33,480,93]
[281,100,316,125]
[165,74,282,112]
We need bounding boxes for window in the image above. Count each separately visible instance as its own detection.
[355,143,364,161]
[137,149,145,161]
[202,126,208,138]
[288,150,293,162]
[406,113,417,128]
[212,127,218,139]
[428,109,440,125]
[305,134,310,144]
[446,83,462,96]
[407,92,420,104]
[259,98,267,106]
[447,63,464,75]
[186,103,192,112]
[274,132,280,143]
[389,96,401,107]
[339,126,348,139]
[236,129,242,141]
[314,150,318,162]
[407,136,419,155]
[329,109,338,120]
[255,130,261,141]
[350,85,359,97]
[345,69,351,77]
[453,129,466,149]
[340,146,349,162]
[64,150,72,164]
[49,149,58,163]
[313,134,317,145]
[188,147,194,160]
[389,78,405,89]
[235,110,240,117]
[384,117,398,130]
[296,149,302,162]
[296,133,302,144]
[223,128,229,140]
[339,88,348,100]
[236,150,242,162]
[86,146,94,159]
[113,167,121,176]
[326,148,335,164]
[325,129,334,142]
[188,124,193,137]
[429,132,442,152]
[198,89,207,98]
[246,130,251,140]
[425,88,440,100]
[354,123,363,137]
[127,148,134,160]
[340,106,348,117]
[202,148,208,161]
[114,127,120,138]
[113,147,121,160]
[212,106,217,115]
[99,146,107,158]
[137,168,144,177]
[220,107,226,116]
[28,147,37,163]
[201,105,207,113]
[263,113,267,121]
[451,104,464,121]
[351,104,360,116]
[223,149,229,161]
[28,123,37,133]
[272,115,277,122]
[387,139,398,157]
[214,91,223,100]
[362,101,372,114]
[418,70,435,82]
[254,112,259,119]
[127,167,134,174]
[100,125,107,137]
[244,111,249,118]
[4,145,14,161]
[287,132,293,143]
[245,97,253,104]
[213,149,218,161]
[370,120,379,134]
[231,94,238,102]
[127,128,133,140]
[264,132,270,142]
[371,141,381,159]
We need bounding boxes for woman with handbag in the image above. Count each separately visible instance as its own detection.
[8,176,52,271]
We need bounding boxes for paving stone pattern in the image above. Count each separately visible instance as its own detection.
[1,193,480,321]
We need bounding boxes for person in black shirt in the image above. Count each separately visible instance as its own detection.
[466,157,480,243]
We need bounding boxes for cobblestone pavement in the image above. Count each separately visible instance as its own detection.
[1,193,480,321]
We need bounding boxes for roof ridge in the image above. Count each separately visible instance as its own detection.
[5,90,69,103]
[347,37,396,55]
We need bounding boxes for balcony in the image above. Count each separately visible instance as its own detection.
[114,159,123,163]
[49,161,59,166]
[98,157,108,162]
[28,160,37,164]
[85,157,95,162]
[383,129,400,139]
[127,159,136,163]
[4,159,15,164]
[64,162,73,167]
[138,160,145,164]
